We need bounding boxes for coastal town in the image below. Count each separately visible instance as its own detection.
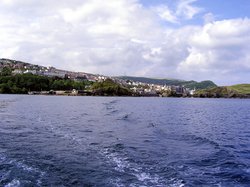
[0,58,196,97]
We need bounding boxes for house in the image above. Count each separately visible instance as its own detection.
[12,69,23,75]
[24,70,37,74]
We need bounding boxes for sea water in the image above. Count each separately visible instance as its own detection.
[0,95,250,186]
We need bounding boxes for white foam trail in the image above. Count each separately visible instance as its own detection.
[102,148,167,186]
[4,179,21,187]
[168,178,185,187]
[109,178,126,187]
[0,153,45,186]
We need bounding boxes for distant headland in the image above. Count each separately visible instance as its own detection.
[0,58,249,98]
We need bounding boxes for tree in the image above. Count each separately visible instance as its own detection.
[0,83,11,93]
[0,67,12,76]
[92,79,132,96]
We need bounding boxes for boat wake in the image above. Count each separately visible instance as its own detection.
[100,145,185,187]
[0,153,45,187]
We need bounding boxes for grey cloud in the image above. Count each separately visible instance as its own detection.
[0,1,249,85]
[178,18,250,84]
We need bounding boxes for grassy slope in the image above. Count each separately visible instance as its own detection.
[195,84,250,98]
[228,84,250,95]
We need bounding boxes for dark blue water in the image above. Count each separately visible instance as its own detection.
[0,95,250,187]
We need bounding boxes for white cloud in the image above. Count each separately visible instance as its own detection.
[176,0,203,20]
[0,1,249,85]
[178,18,250,84]
[203,12,215,23]
[153,0,202,24]
[153,5,179,24]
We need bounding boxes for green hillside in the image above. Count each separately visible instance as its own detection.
[118,76,217,90]
[228,84,250,95]
[92,78,132,96]
[194,84,250,98]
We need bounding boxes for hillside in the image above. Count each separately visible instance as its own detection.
[92,78,132,96]
[228,84,250,95]
[194,84,250,98]
[1,58,223,96]
[118,76,217,90]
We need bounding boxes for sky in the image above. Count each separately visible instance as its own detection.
[0,0,250,85]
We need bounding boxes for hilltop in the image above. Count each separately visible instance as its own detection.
[194,84,250,98]
[1,57,234,97]
[118,76,217,90]
[0,58,97,80]
[0,58,217,90]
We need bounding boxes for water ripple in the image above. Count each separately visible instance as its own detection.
[0,96,249,186]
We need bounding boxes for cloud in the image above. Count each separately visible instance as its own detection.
[153,5,179,24]
[153,0,202,24]
[0,0,160,66]
[178,18,250,84]
[176,0,203,20]
[0,0,249,85]
[203,12,215,23]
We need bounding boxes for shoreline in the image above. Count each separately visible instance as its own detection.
[1,93,250,99]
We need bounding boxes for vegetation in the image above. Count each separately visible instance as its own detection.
[0,67,12,76]
[92,78,132,96]
[0,67,130,96]
[194,84,250,98]
[118,76,217,89]
[228,84,250,95]
[0,70,89,94]
[1,61,248,98]
[183,80,217,90]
